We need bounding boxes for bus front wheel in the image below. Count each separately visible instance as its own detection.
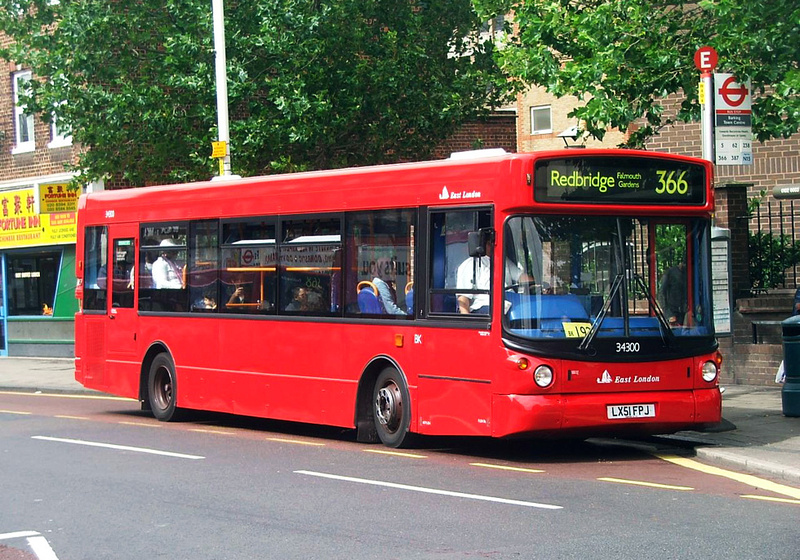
[148,353,180,422]
[373,367,411,448]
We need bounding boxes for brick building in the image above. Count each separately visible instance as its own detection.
[0,38,106,356]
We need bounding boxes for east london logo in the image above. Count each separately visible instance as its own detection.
[439,186,482,200]
[597,370,660,384]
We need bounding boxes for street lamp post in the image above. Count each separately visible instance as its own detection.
[212,0,232,177]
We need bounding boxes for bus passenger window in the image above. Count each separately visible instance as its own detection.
[138,224,188,312]
[279,217,341,316]
[219,219,276,314]
[189,220,220,313]
[345,209,415,318]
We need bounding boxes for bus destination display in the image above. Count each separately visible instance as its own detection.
[534,156,707,205]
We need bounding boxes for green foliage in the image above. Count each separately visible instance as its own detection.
[747,189,768,217]
[748,231,800,292]
[0,0,510,185]
[475,0,800,147]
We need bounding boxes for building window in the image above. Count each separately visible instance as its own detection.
[12,71,35,154]
[7,252,61,315]
[530,105,552,135]
[48,102,72,148]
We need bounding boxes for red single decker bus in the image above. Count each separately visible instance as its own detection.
[75,149,722,447]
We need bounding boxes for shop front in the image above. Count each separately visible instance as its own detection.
[0,179,79,357]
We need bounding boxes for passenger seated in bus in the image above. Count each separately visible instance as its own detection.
[285,286,325,312]
[372,257,405,315]
[151,239,185,289]
[193,295,217,310]
[227,285,247,306]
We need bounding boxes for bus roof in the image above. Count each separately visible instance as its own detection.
[79,149,712,224]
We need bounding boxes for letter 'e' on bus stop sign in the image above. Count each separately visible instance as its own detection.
[694,46,718,73]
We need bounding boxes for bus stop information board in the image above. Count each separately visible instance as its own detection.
[714,73,753,166]
[534,156,707,205]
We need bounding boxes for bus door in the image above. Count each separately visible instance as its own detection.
[105,226,138,372]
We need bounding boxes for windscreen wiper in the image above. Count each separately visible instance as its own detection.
[578,273,624,352]
[631,273,676,348]
[578,273,676,353]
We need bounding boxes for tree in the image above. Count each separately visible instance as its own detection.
[475,0,799,147]
[0,1,509,185]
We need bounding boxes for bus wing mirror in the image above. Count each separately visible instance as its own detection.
[468,230,492,257]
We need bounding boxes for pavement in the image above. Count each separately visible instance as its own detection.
[0,357,798,484]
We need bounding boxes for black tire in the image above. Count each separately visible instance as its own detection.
[372,367,412,448]
[147,353,181,422]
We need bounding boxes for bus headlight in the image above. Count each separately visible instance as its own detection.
[701,361,718,383]
[533,365,554,388]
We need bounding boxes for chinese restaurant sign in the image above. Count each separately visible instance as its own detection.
[0,184,78,248]
[39,182,80,214]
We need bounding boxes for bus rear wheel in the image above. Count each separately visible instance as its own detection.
[373,367,411,448]
[148,353,181,422]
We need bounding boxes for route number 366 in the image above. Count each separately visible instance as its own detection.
[655,170,688,195]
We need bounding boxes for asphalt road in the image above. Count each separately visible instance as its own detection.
[1,391,798,560]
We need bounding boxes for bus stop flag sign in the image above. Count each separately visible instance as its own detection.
[694,46,718,74]
[714,73,753,166]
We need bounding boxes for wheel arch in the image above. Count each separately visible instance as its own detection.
[354,355,410,443]
[138,341,173,407]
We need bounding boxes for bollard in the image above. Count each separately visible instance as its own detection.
[780,315,800,417]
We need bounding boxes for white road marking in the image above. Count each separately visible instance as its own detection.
[295,470,562,510]
[0,531,39,539]
[27,535,60,560]
[0,531,60,560]
[31,436,204,460]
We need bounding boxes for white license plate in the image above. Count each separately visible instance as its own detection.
[607,403,656,420]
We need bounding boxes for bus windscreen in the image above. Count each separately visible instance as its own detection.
[534,156,707,205]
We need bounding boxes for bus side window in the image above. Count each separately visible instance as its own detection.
[83,226,108,311]
[189,220,221,313]
[428,209,492,315]
[138,223,189,312]
[219,218,276,314]
[279,217,341,316]
[344,209,415,318]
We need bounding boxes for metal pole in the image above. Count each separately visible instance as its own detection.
[701,71,714,163]
[212,0,232,176]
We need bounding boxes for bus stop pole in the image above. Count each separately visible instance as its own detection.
[701,71,714,163]
[212,0,232,177]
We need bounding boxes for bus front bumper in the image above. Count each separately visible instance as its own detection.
[491,388,721,438]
